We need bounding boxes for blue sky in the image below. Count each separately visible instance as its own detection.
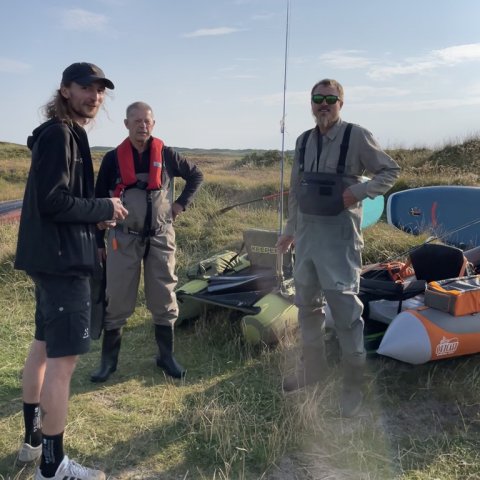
[2,0,480,151]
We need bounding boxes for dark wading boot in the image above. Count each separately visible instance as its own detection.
[282,346,327,393]
[90,328,122,383]
[340,363,365,418]
[324,327,341,367]
[155,325,186,379]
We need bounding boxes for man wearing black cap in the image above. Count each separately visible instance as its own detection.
[14,62,127,480]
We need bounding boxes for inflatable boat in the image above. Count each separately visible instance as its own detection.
[355,245,480,364]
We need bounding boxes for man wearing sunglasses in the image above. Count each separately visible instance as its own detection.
[276,78,400,417]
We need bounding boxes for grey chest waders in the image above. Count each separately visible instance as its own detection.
[297,123,361,216]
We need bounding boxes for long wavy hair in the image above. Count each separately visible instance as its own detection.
[42,82,75,124]
[41,82,108,124]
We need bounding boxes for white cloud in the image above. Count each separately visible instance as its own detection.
[368,43,480,80]
[61,8,109,32]
[346,85,410,101]
[319,50,374,69]
[368,60,438,80]
[183,27,244,38]
[0,58,30,73]
[433,43,480,63]
[350,95,480,112]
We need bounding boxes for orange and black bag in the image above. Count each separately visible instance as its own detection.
[362,261,414,283]
[425,275,480,316]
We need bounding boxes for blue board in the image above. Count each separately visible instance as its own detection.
[359,176,384,229]
[362,195,384,229]
[387,186,480,248]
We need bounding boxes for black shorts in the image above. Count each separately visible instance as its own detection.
[30,273,91,358]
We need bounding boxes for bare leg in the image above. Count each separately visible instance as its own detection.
[40,355,78,435]
[22,339,47,403]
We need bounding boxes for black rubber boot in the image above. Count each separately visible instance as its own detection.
[324,327,342,367]
[155,325,186,379]
[90,328,122,383]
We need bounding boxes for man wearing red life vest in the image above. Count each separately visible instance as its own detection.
[91,101,203,382]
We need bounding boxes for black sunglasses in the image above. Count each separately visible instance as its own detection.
[311,94,340,105]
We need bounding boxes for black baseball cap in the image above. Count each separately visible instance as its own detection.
[62,62,114,89]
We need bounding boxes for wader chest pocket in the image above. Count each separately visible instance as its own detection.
[298,172,362,216]
[318,182,335,196]
[298,173,346,216]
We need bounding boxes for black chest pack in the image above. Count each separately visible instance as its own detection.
[297,123,362,216]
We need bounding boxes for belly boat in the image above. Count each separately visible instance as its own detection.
[176,229,298,345]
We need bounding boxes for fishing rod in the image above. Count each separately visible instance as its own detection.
[392,216,480,261]
[276,0,291,286]
[365,216,480,280]
[212,191,289,217]
[209,1,291,229]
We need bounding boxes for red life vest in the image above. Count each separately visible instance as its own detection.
[113,137,164,197]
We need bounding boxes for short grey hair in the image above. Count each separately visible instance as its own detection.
[310,79,344,100]
[126,101,154,118]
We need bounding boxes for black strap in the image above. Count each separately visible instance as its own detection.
[141,191,153,258]
[143,237,151,259]
[113,149,122,186]
[337,123,353,174]
[142,191,153,241]
[299,123,353,173]
[298,128,314,173]
[114,147,154,253]
[315,128,323,171]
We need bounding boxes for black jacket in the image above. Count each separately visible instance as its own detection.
[15,119,114,276]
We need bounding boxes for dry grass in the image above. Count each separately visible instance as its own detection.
[2,138,480,479]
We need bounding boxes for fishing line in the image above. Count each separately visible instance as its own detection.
[278,0,290,237]
[366,216,480,280]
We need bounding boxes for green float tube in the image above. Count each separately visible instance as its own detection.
[241,292,298,345]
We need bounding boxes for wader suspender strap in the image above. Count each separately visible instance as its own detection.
[142,191,153,258]
[298,128,314,173]
[337,123,353,174]
[113,150,154,258]
[298,123,353,173]
[315,128,322,171]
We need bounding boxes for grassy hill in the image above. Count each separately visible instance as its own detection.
[1,137,480,479]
